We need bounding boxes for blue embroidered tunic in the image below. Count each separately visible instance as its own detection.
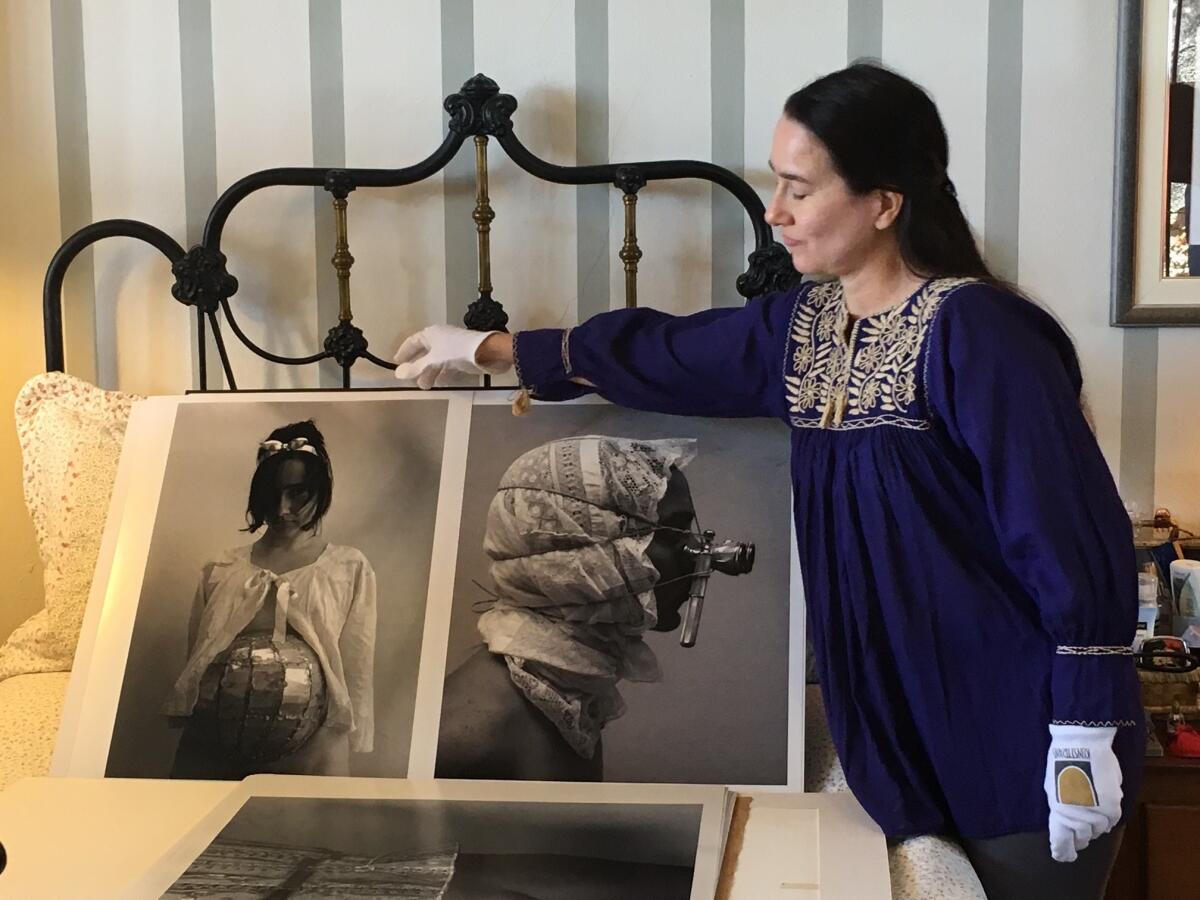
[512,277,1144,839]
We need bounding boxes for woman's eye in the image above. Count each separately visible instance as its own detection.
[791,192,808,201]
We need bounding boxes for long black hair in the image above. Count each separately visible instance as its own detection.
[783,61,994,282]
[244,419,333,533]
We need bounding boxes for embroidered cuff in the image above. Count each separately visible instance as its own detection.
[561,327,574,376]
[512,328,568,392]
[1052,651,1142,728]
[1056,645,1134,657]
[511,328,590,402]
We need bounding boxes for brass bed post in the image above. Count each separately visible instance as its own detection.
[614,167,646,309]
[473,135,496,311]
[331,190,356,388]
[332,194,355,326]
[445,74,511,386]
[620,194,641,309]
[321,171,367,388]
[473,134,497,386]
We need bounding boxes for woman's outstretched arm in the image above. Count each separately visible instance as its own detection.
[395,287,802,419]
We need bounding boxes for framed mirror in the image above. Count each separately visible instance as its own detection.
[1113,0,1200,324]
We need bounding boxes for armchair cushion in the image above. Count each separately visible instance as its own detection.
[0,373,137,681]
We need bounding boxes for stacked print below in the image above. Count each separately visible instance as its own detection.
[138,776,732,900]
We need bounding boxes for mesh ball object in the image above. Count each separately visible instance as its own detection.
[193,632,327,763]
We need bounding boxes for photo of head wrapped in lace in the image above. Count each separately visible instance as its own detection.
[437,407,795,785]
[101,398,448,780]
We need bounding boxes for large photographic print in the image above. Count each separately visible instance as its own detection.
[435,399,798,786]
[100,395,452,779]
[153,778,726,900]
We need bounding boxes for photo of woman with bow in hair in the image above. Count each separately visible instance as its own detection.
[97,396,449,782]
[165,419,377,778]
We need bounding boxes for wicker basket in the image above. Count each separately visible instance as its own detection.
[1138,666,1200,714]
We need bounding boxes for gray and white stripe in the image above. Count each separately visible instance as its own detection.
[179,0,220,388]
[441,0,476,329]
[575,0,610,324]
[309,0,347,387]
[51,0,97,384]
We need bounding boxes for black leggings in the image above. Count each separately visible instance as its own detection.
[958,827,1123,900]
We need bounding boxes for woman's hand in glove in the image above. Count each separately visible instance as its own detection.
[392,326,512,389]
[1044,724,1123,863]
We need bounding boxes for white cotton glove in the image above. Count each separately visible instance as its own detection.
[392,325,509,390]
[1044,724,1123,863]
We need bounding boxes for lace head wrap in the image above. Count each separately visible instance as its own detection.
[477,435,696,758]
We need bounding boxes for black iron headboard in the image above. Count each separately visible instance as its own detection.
[42,73,798,390]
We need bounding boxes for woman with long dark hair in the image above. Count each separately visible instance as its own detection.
[393,63,1141,900]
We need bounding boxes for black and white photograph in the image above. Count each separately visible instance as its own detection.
[160,787,714,900]
[101,395,451,780]
[435,399,798,786]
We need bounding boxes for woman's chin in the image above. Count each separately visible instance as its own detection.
[787,251,806,272]
[788,250,823,275]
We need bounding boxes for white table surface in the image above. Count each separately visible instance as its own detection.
[0,777,237,899]
[0,778,890,899]
[728,791,891,899]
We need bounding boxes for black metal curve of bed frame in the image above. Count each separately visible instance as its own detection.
[42,74,800,391]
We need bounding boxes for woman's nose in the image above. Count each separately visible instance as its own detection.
[764,195,790,227]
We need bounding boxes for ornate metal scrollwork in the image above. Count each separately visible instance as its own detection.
[481,92,518,136]
[323,319,368,368]
[171,245,238,314]
[445,73,518,137]
[463,295,510,333]
[324,169,356,200]
[736,241,803,298]
[613,165,646,195]
[43,76,791,380]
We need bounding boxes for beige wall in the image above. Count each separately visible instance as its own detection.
[0,2,58,644]
[2,0,1197,644]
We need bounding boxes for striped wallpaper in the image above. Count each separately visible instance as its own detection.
[2,0,1198,641]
